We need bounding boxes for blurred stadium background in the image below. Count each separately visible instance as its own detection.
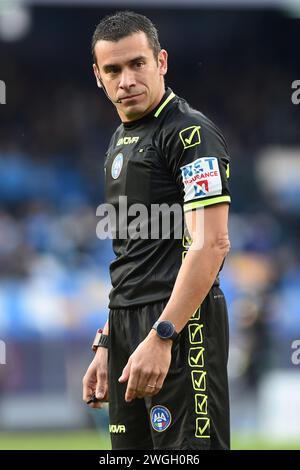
[0,0,300,450]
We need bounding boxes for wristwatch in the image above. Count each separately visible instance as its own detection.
[92,329,109,352]
[152,320,178,341]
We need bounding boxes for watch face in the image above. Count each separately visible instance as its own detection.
[157,321,174,339]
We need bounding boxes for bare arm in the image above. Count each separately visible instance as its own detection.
[119,203,230,402]
[156,203,230,332]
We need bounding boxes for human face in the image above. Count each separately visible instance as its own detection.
[93,31,168,122]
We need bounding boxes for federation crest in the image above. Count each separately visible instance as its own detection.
[111,153,123,179]
[150,405,172,432]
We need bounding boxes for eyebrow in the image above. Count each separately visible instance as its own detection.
[103,55,147,72]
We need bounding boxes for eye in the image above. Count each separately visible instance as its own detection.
[105,66,120,75]
[135,61,145,68]
[110,67,119,74]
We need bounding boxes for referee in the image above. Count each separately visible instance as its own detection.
[83,11,231,450]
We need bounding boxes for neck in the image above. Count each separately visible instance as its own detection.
[118,85,166,123]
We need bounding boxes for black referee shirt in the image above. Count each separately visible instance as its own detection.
[104,88,231,308]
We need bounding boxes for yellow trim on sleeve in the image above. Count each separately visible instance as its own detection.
[226,164,230,178]
[184,196,231,212]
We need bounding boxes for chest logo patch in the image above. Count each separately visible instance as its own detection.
[117,136,139,146]
[111,153,123,179]
[179,125,201,149]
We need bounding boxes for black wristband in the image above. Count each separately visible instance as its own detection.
[97,333,109,349]
[92,329,109,352]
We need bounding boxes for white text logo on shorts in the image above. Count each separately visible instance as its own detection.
[111,153,123,179]
[109,424,126,433]
[150,405,172,432]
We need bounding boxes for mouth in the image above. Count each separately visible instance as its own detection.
[120,93,143,102]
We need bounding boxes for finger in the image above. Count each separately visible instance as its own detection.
[86,393,97,405]
[82,381,95,402]
[137,374,157,398]
[134,372,151,396]
[83,388,90,402]
[130,371,158,399]
[149,372,165,396]
[97,387,109,402]
[101,388,109,402]
[96,387,108,402]
[86,392,105,409]
[125,369,140,402]
[96,372,108,401]
[118,360,131,384]
[144,382,159,397]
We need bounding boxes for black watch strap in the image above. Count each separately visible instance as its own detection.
[92,329,109,352]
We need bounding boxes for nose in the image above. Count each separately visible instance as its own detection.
[119,68,136,90]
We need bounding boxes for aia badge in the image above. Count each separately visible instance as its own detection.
[111,153,123,179]
[150,405,172,432]
[180,156,222,202]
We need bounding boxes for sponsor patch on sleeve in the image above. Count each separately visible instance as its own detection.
[180,157,222,202]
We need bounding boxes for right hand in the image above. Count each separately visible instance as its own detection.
[82,347,108,409]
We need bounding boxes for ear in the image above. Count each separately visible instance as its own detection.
[158,49,168,77]
[93,63,102,88]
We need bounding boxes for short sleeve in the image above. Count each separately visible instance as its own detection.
[163,115,231,212]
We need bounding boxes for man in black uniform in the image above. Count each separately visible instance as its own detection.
[83,11,231,450]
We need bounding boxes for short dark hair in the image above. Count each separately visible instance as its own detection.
[91,10,161,66]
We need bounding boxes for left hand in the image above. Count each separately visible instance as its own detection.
[118,330,172,402]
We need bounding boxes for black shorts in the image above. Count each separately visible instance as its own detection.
[108,286,230,450]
